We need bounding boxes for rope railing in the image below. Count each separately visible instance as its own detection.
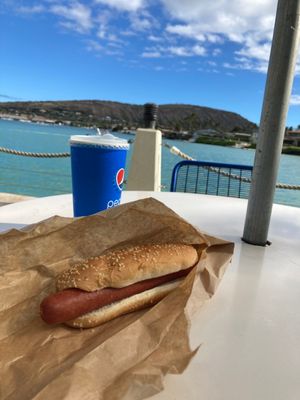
[0,147,70,158]
[1,143,300,191]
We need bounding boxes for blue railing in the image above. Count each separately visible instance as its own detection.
[170,160,253,199]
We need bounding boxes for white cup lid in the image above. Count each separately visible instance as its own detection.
[70,133,129,149]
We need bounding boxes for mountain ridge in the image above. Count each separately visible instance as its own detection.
[0,100,257,133]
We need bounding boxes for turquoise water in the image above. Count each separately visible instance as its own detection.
[0,119,299,207]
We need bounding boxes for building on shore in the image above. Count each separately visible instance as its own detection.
[284,130,300,147]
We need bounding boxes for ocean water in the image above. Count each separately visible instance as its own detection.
[0,119,299,207]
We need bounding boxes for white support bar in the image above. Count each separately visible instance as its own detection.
[126,128,162,191]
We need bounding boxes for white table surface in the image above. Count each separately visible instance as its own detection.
[0,191,300,400]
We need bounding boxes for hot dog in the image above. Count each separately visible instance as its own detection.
[40,243,199,328]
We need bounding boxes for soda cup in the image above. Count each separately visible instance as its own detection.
[70,133,129,217]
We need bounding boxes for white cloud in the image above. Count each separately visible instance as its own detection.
[86,39,124,56]
[160,0,276,29]
[17,5,45,14]
[290,95,300,106]
[192,44,206,56]
[142,43,206,58]
[97,28,106,39]
[166,24,205,42]
[207,60,217,66]
[107,33,123,42]
[105,48,123,56]
[108,41,123,48]
[95,0,144,12]
[223,57,269,74]
[86,40,103,52]
[236,34,272,61]
[142,51,161,58]
[212,48,222,56]
[161,0,277,71]
[148,35,163,42]
[121,30,136,36]
[168,45,206,57]
[130,15,152,31]
[95,9,112,39]
[51,2,93,33]
[166,24,223,44]
[206,33,223,44]
[168,46,191,56]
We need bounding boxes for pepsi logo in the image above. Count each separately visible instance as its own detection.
[116,168,125,190]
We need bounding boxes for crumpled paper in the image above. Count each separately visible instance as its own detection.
[0,197,234,400]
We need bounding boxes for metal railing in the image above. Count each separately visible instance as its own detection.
[170,160,253,199]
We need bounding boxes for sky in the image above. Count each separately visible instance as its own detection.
[0,0,300,127]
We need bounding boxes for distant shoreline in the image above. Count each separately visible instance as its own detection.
[1,114,299,156]
[0,114,105,134]
[0,113,69,126]
[0,114,135,134]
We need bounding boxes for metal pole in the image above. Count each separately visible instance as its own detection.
[143,103,158,129]
[242,0,300,246]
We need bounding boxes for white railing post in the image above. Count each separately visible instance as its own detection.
[126,104,162,191]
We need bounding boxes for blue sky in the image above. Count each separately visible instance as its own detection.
[0,0,300,127]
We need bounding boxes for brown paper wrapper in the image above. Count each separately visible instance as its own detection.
[0,197,234,400]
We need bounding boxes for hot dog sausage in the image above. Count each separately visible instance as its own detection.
[40,266,193,324]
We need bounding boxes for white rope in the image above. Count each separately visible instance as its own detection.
[163,143,300,191]
[0,146,70,158]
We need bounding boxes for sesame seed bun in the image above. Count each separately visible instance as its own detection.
[56,243,198,292]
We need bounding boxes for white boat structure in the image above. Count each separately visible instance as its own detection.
[233,141,249,149]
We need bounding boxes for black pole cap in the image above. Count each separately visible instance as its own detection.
[143,103,158,129]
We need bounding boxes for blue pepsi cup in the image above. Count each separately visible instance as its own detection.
[70,134,129,217]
